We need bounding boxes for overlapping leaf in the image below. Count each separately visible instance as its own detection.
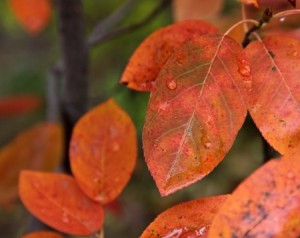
[70,99,137,205]
[120,20,218,91]
[9,0,51,34]
[0,122,63,206]
[209,156,300,237]
[245,36,300,154]
[19,171,104,235]
[140,195,228,238]
[143,34,251,196]
[22,231,64,238]
[0,95,41,117]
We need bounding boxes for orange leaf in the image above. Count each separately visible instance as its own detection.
[9,0,51,34]
[19,171,104,235]
[0,122,63,206]
[173,0,223,22]
[140,195,228,238]
[70,99,137,204]
[143,34,251,196]
[208,156,300,237]
[22,231,64,238]
[245,36,300,154]
[120,20,218,91]
[0,95,41,117]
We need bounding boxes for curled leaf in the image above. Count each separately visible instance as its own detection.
[140,195,228,238]
[70,99,137,204]
[120,20,218,91]
[143,34,250,196]
[19,171,104,235]
[0,95,41,117]
[0,122,63,206]
[246,36,300,154]
[9,0,51,34]
[209,156,300,237]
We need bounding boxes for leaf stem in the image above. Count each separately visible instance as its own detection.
[273,9,300,19]
[224,19,259,37]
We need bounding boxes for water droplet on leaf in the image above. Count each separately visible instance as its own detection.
[238,64,251,77]
[203,142,212,149]
[279,17,285,22]
[166,78,177,90]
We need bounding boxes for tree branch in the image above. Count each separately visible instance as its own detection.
[87,0,172,47]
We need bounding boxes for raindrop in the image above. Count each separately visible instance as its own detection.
[279,17,285,22]
[159,101,169,111]
[166,78,177,90]
[195,226,207,236]
[162,228,183,238]
[203,142,212,149]
[238,64,251,77]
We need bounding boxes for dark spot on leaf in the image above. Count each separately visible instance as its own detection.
[268,50,275,58]
[271,66,276,71]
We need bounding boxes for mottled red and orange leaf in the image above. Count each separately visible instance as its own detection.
[246,36,300,155]
[0,122,63,206]
[140,195,228,238]
[120,20,218,91]
[22,231,64,238]
[9,0,51,34]
[143,34,251,196]
[0,95,41,117]
[19,171,104,236]
[209,156,300,237]
[70,99,137,205]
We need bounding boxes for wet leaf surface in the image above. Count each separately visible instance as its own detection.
[19,171,104,235]
[70,99,137,204]
[143,34,250,196]
[22,231,64,238]
[120,20,217,91]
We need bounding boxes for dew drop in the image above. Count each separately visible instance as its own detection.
[238,64,251,77]
[158,101,169,111]
[166,78,177,90]
[203,142,212,149]
[279,17,285,22]
[162,228,183,238]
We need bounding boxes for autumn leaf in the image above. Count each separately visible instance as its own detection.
[120,20,218,91]
[143,34,251,196]
[9,0,51,34]
[0,122,63,206]
[173,0,223,22]
[140,195,228,238]
[0,95,41,117]
[208,156,300,237]
[70,99,137,205]
[22,231,64,238]
[19,171,104,235]
[245,36,300,155]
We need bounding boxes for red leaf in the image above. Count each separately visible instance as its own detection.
[120,20,218,91]
[0,95,41,117]
[208,156,300,237]
[140,195,228,238]
[0,122,63,206]
[19,171,104,235]
[238,0,259,7]
[22,231,64,238]
[9,0,51,34]
[143,34,251,196]
[70,99,137,204]
[245,36,300,154]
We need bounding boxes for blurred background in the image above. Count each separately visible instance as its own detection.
[0,0,298,237]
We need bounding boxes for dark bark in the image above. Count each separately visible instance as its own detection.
[56,0,88,172]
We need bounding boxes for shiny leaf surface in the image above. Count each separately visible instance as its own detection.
[246,36,300,154]
[70,99,137,204]
[9,0,51,34]
[143,34,250,196]
[0,122,63,206]
[140,195,228,238]
[120,20,217,91]
[19,171,104,235]
[209,156,300,237]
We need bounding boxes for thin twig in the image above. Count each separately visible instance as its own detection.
[87,0,172,47]
[273,9,300,19]
[89,0,138,40]
[241,4,249,33]
[242,8,272,47]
